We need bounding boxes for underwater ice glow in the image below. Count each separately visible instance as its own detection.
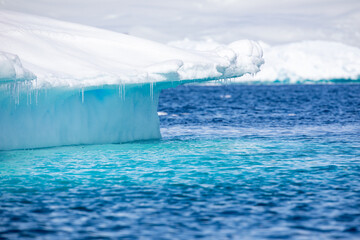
[0,11,263,150]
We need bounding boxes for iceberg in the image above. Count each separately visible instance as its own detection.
[169,39,360,83]
[240,41,360,83]
[0,11,263,150]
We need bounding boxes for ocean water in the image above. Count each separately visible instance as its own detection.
[1,84,360,239]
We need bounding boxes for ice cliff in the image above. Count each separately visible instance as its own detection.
[0,11,263,150]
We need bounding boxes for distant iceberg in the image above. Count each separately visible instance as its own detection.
[169,39,360,83]
[0,11,263,150]
[241,41,360,83]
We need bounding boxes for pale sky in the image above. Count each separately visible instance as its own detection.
[1,0,360,46]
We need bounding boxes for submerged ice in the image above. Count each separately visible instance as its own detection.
[0,11,263,150]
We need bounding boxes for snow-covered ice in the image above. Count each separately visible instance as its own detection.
[0,11,263,88]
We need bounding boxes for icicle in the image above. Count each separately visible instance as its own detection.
[150,82,153,101]
[26,85,29,106]
[16,82,20,106]
[118,82,125,101]
[81,87,84,103]
[29,88,32,105]
[35,80,38,106]
[35,89,38,105]
[35,78,38,106]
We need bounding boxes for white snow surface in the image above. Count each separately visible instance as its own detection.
[0,10,263,88]
[169,39,360,83]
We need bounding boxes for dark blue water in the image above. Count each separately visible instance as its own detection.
[1,84,360,239]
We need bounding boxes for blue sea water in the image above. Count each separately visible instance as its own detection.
[1,84,360,239]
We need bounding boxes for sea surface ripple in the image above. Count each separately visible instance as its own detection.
[1,84,360,239]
